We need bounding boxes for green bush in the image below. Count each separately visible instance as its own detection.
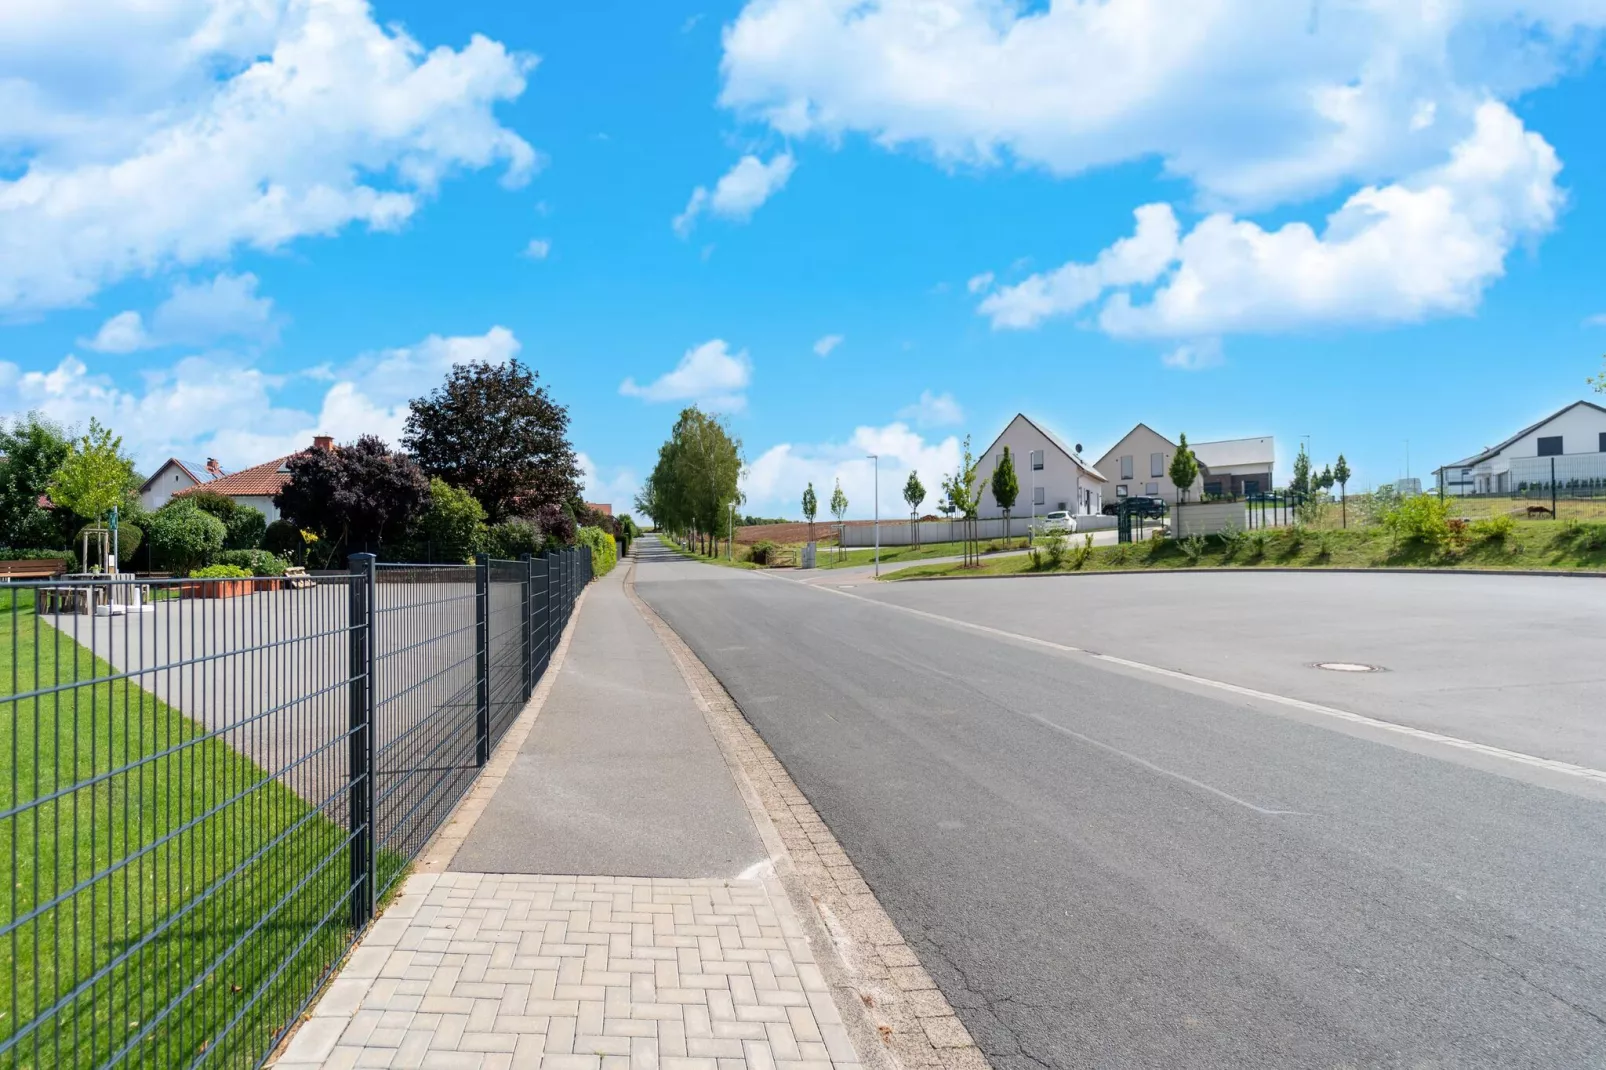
[189,564,251,579]
[1382,494,1453,551]
[0,548,77,570]
[75,521,142,560]
[147,504,226,573]
[1180,534,1207,564]
[1069,533,1093,569]
[1555,521,1606,552]
[483,519,543,560]
[411,478,487,563]
[748,539,778,566]
[214,549,290,576]
[576,526,618,575]
[182,489,268,550]
[262,519,306,562]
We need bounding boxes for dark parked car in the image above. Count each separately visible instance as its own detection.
[1103,496,1169,518]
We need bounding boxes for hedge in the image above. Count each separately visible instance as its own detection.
[0,548,78,570]
[575,526,617,577]
[213,549,291,576]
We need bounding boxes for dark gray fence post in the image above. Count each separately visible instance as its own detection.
[475,552,490,766]
[520,552,534,699]
[347,552,378,929]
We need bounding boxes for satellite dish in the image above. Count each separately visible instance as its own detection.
[1074,443,1083,454]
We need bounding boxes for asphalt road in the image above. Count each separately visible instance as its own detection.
[631,537,1606,1070]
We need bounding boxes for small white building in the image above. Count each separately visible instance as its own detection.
[1094,424,1276,503]
[1435,401,1606,496]
[975,414,1106,519]
[139,458,220,511]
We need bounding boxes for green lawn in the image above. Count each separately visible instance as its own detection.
[810,538,1029,569]
[1,588,381,1069]
[885,522,1606,580]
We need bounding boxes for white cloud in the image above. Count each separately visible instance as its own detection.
[619,339,753,411]
[1585,313,1606,327]
[897,390,963,427]
[85,272,277,352]
[981,103,1562,337]
[577,452,639,512]
[0,326,520,470]
[966,272,994,294]
[720,0,1602,209]
[674,152,796,235]
[524,238,551,259]
[0,0,537,314]
[812,333,843,357]
[1160,339,1224,371]
[743,421,961,520]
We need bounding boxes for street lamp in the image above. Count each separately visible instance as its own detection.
[867,454,880,577]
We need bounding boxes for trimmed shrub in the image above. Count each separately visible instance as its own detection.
[576,526,618,575]
[147,505,226,573]
[76,521,142,559]
[483,519,543,560]
[189,564,251,579]
[214,549,290,576]
[262,519,306,562]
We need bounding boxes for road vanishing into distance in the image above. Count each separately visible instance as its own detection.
[632,537,1606,1070]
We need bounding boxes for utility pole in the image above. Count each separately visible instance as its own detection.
[867,454,880,578]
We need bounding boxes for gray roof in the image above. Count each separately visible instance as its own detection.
[1190,436,1275,469]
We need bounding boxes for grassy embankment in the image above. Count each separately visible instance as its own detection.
[670,535,1031,570]
[886,520,1606,580]
[0,588,397,1068]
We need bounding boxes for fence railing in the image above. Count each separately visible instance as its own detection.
[1,546,593,1069]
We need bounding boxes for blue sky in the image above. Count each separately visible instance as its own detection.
[3,1,1605,520]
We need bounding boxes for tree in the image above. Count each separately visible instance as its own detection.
[635,407,742,556]
[0,413,73,548]
[941,436,982,566]
[184,488,267,550]
[828,480,848,558]
[1591,355,1606,394]
[802,482,818,543]
[1168,432,1200,505]
[412,478,487,562]
[274,436,431,563]
[404,357,580,523]
[47,418,137,526]
[902,471,926,549]
[1290,443,1312,500]
[147,504,226,574]
[1333,454,1352,528]
[991,447,1020,547]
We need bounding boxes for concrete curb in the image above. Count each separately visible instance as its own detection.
[885,563,1606,583]
[626,560,988,1070]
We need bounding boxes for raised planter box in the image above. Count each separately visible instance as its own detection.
[181,578,282,599]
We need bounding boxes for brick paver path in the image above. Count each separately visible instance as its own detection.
[276,873,861,1070]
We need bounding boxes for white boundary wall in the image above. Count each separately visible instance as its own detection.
[839,515,1117,547]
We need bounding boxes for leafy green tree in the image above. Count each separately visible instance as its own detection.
[941,436,982,566]
[1290,443,1312,502]
[902,470,926,548]
[802,482,818,542]
[404,357,580,523]
[183,488,267,550]
[1333,454,1352,528]
[0,413,73,547]
[48,418,137,525]
[147,503,226,573]
[412,477,488,562]
[1591,355,1605,393]
[991,447,1020,546]
[1168,432,1200,504]
[829,479,849,561]
[635,407,743,555]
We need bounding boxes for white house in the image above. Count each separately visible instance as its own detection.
[975,414,1106,519]
[1435,401,1606,496]
[139,458,221,511]
[1094,424,1276,503]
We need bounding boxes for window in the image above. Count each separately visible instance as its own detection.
[1151,453,1165,478]
[1243,479,1259,496]
[1145,482,1159,496]
[1120,455,1134,479]
[1116,485,1129,498]
[1537,435,1563,457]
[1599,432,1606,453]
[1204,481,1223,497]
[1033,487,1046,505]
[1031,449,1044,471]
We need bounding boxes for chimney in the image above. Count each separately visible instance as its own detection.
[313,435,334,451]
[205,458,223,476]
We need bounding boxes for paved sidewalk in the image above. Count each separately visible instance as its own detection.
[275,561,866,1070]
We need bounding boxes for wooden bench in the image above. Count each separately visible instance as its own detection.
[283,566,318,590]
[0,558,68,581]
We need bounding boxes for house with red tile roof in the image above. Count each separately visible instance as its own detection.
[172,435,333,522]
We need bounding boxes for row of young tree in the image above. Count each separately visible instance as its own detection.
[634,407,742,555]
[0,357,633,574]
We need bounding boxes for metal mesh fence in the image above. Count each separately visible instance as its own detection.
[1,545,595,1069]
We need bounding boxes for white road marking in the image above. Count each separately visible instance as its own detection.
[1027,715,1307,815]
[793,579,1606,786]
[737,858,775,880]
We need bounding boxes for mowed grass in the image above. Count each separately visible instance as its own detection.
[886,521,1606,580]
[668,536,1031,570]
[0,587,379,1070]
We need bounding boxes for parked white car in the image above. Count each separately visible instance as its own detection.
[1039,510,1077,533]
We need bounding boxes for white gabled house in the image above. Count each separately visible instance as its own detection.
[1435,400,1606,496]
[1094,424,1276,504]
[975,414,1106,519]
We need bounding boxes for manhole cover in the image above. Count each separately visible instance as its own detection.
[1314,662,1384,673]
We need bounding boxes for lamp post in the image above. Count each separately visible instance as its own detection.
[867,454,880,577]
[728,499,734,560]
